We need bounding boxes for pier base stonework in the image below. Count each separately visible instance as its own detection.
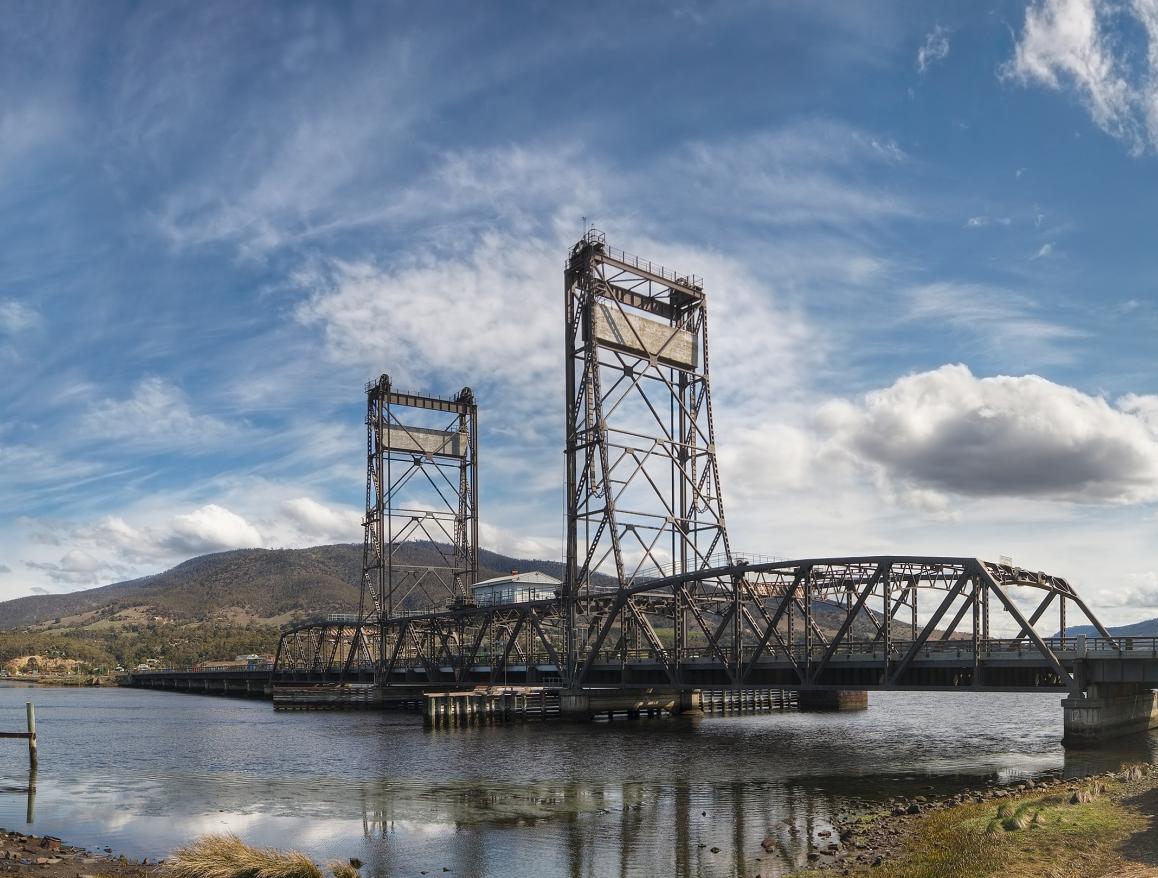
[1062,684,1158,747]
[796,689,869,712]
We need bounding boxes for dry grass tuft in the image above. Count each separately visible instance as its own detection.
[165,835,323,878]
[328,864,360,878]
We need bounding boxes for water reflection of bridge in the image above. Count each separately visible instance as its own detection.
[130,233,1158,746]
[346,735,1156,878]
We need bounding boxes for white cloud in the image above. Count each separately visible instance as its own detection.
[80,377,241,451]
[478,521,559,561]
[917,26,950,73]
[294,232,565,414]
[906,282,1085,363]
[670,121,913,228]
[819,364,1158,504]
[282,497,361,543]
[1003,0,1158,154]
[165,504,264,554]
[0,301,39,334]
[964,215,1012,228]
[8,486,375,593]
[1032,241,1057,259]
[25,548,134,586]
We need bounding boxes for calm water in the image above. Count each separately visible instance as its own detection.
[0,685,1154,877]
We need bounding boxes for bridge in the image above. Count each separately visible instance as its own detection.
[128,232,1158,747]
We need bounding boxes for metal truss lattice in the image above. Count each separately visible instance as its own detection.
[362,374,478,621]
[563,230,730,684]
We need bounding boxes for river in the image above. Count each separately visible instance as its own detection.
[0,684,1153,877]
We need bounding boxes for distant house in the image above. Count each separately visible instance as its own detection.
[471,571,560,606]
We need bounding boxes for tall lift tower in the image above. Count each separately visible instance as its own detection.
[563,230,731,684]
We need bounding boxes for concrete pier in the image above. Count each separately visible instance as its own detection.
[797,689,868,712]
[559,688,702,720]
[1062,684,1158,746]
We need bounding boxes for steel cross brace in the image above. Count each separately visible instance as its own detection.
[888,572,971,685]
[809,564,888,684]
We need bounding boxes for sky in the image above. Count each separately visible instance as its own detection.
[3,0,1158,624]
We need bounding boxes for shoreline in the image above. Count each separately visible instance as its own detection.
[788,761,1157,876]
[0,827,152,877]
[1,763,1154,878]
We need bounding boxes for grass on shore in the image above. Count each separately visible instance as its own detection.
[837,775,1148,878]
[165,835,358,878]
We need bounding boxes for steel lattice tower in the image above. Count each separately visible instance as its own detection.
[563,230,731,683]
[360,374,479,627]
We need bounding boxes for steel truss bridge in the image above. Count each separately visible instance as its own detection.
[273,554,1155,695]
[243,231,1158,740]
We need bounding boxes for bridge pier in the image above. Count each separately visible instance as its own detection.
[1063,684,1158,747]
[559,689,702,720]
[797,689,868,712]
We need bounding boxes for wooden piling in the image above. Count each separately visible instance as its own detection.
[26,703,36,772]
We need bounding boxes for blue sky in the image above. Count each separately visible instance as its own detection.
[4,0,1158,623]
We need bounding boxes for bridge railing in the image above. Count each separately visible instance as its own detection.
[141,636,1158,677]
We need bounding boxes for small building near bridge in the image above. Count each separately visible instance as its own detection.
[472,571,560,606]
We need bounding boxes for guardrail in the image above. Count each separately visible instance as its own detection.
[132,636,1158,677]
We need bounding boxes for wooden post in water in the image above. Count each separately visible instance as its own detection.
[26,703,36,771]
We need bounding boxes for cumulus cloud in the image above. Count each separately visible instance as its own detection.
[164,504,264,554]
[282,497,361,543]
[1032,241,1057,259]
[51,506,266,563]
[819,364,1158,504]
[1003,0,1158,154]
[917,26,950,73]
[81,377,241,451]
[15,494,362,591]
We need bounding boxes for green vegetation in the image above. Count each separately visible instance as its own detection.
[0,623,279,670]
[820,774,1150,878]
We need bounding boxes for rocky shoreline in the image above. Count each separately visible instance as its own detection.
[0,828,151,877]
[785,762,1156,875]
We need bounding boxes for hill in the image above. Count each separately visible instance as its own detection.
[0,543,581,631]
[0,543,573,670]
[1052,617,1158,638]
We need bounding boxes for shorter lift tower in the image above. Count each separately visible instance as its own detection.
[272,376,479,682]
[360,374,479,629]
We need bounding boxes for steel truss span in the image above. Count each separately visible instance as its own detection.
[273,233,1123,700]
[275,555,1117,694]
